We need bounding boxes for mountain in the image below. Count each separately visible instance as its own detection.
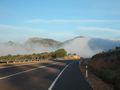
[0,38,61,56]
[24,37,61,52]
[61,36,120,57]
[25,37,61,47]
[61,36,95,57]
[0,41,27,56]
[0,36,120,57]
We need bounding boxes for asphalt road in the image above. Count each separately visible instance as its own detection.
[0,60,92,90]
[50,61,92,90]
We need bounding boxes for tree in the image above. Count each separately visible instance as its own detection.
[50,52,56,58]
[54,48,67,58]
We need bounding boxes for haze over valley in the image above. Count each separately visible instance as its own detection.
[0,36,120,57]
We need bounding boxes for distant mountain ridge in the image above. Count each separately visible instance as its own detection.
[25,37,61,48]
[0,36,120,57]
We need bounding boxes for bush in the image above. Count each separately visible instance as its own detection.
[54,48,67,58]
[99,69,116,84]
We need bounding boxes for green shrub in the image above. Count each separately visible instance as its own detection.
[96,69,116,84]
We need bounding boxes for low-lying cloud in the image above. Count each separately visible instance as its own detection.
[0,37,120,57]
[25,19,120,24]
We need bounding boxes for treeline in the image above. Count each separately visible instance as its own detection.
[90,46,120,90]
[0,48,67,63]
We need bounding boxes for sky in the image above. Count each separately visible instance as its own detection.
[0,0,120,42]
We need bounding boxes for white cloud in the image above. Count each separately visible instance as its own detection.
[25,19,120,23]
[1,24,120,42]
[0,24,45,31]
[0,24,76,42]
[76,27,120,40]
[78,27,120,33]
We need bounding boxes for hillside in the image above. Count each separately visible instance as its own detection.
[25,37,61,47]
[0,36,120,57]
[24,37,61,52]
[61,36,120,57]
[90,47,120,90]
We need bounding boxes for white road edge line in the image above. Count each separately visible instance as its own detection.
[48,63,71,90]
[0,62,60,80]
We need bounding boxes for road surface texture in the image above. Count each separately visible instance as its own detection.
[49,60,92,90]
[0,60,92,90]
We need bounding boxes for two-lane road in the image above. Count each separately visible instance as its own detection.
[50,60,92,90]
[0,60,92,90]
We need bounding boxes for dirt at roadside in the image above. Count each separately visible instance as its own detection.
[80,64,113,90]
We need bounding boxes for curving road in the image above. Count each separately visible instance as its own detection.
[0,60,92,90]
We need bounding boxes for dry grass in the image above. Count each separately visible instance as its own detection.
[80,64,113,90]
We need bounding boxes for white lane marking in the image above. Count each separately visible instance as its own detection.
[0,62,60,80]
[48,63,71,90]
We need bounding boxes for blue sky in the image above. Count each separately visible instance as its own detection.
[0,0,120,42]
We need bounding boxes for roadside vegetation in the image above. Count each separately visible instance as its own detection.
[89,47,120,90]
[0,48,67,64]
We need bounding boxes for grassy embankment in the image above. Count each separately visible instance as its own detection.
[88,47,120,90]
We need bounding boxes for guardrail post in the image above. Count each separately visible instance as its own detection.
[86,65,88,78]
